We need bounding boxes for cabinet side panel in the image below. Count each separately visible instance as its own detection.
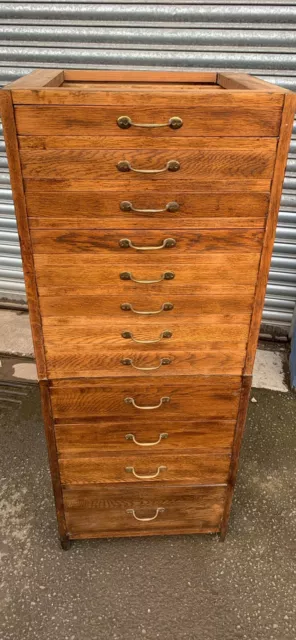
[245,92,296,374]
[0,90,47,379]
[220,375,252,539]
[39,380,68,542]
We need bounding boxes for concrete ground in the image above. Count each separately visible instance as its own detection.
[0,381,296,639]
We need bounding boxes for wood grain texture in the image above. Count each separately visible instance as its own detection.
[20,148,276,181]
[245,91,296,374]
[18,135,277,150]
[12,89,284,110]
[30,229,264,254]
[39,380,68,542]
[0,90,47,379]
[6,69,64,89]
[217,73,288,93]
[24,178,271,194]
[59,452,231,486]
[39,292,255,317]
[26,190,269,231]
[34,253,261,295]
[49,375,241,421]
[220,375,252,539]
[55,419,236,454]
[63,484,227,538]
[15,102,283,136]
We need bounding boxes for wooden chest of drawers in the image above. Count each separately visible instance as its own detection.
[2,69,295,547]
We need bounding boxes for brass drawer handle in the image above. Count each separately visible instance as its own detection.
[125,465,167,479]
[120,201,180,214]
[117,115,183,130]
[120,271,175,284]
[121,302,173,315]
[119,237,176,251]
[121,330,172,343]
[125,433,168,447]
[117,160,180,174]
[126,508,165,522]
[124,396,170,410]
[121,357,172,371]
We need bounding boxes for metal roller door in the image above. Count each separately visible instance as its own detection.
[0,1,295,332]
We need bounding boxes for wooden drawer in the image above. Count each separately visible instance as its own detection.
[50,376,241,422]
[42,317,249,377]
[34,252,261,295]
[39,292,255,318]
[63,485,227,538]
[26,190,269,230]
[59,452,231,486]
[20,147,276,181]
[55,419,236,454]
[15,100,283,136]
[30,228,264,255]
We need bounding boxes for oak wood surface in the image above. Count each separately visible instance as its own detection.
[20,147,276,181]
[50,375,241,421]
[63,484,227,537]
[39,292,255,317]
[217,73,288,93]
[0,91,47,379]
[33,253,261,294]
[59,452,231,486]
[15,102,283,136]
[30,228,264,254]
[55,419,236,454]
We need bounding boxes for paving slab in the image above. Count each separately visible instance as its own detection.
[0,384,295,640]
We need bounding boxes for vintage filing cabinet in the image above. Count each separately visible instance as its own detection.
[1,69,295,547]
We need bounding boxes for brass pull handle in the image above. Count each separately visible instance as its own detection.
[124,396,170,410]
[120,201,180,214]
[119,237,176,251]
[125,433,168,447]
[126,508,165,522]
[120,271,175,284]
[121,302,173,315]
[121,357,172,371]
[125,465,167,479]
[117,115,183,130]
[121,330,172,343]
[117,160,180,174]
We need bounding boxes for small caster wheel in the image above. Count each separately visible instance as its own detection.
[60,537,72,551]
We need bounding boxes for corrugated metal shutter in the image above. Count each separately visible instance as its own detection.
[0,0,295,330]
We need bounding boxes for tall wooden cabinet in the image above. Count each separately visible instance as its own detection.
[1,70,295,547]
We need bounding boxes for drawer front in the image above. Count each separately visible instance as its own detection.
[15,102,283,136]
[42,317,249,377]
[27,190,268,230]
[63,485,227,537]
[55,419,236,454]
[59,452,231,485]
[34,253,261,295]
[50,376,241,421]
[30,228,264,255]
[20,147,276,181]
[39,292,255,318]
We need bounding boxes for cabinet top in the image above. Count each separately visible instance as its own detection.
[2,69,292,107]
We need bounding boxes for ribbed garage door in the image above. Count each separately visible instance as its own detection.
[0,1,295,331]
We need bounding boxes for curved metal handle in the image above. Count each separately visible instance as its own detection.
[121,302,173,315]
[125,465,167,479]
[124,396,170,410]
[121,357,171,371]
[126,507,165,522]
[119,237,176,251]
[117,160,180,174]
[121,330,172,343]
[117,115,183,130]
[120,271,175,284]
[120,201,180,214]
[125,433,168,447]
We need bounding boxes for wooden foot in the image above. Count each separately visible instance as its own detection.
[60,536,72,550]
